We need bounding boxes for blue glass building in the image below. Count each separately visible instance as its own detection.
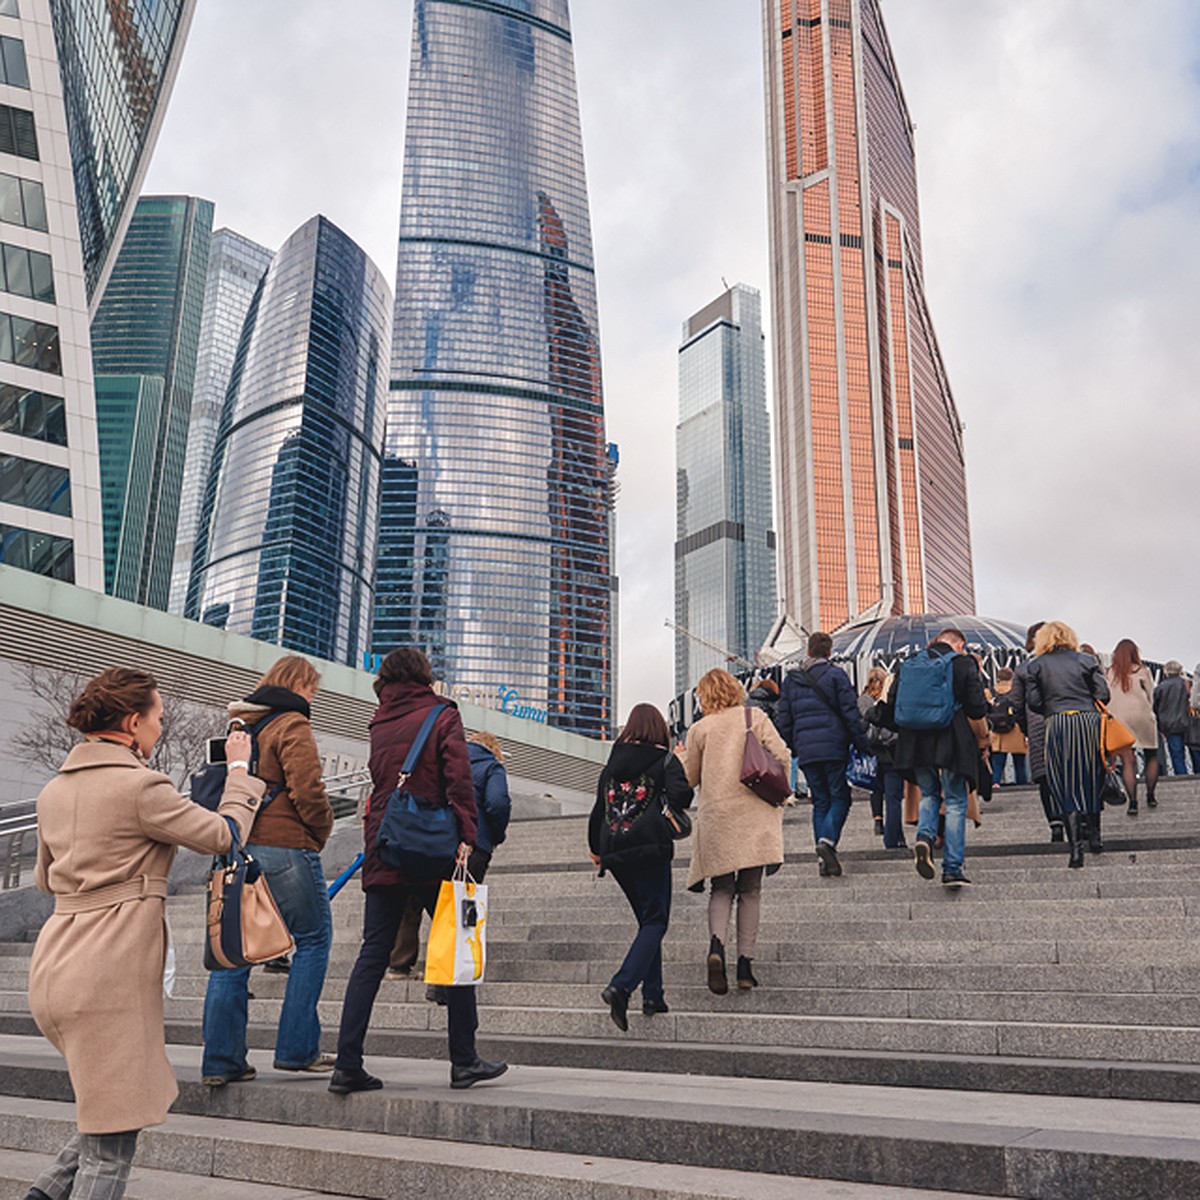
[377,0,615,738]
[90,194,213,608]
[674,284,777,693]
[169,228,273,614]
[187,216,390,667]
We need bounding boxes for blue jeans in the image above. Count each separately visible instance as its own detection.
[608,858,671,1001]
[806,760,852,846]
[202,845,333,1076]
[1164,733,1189,776]
[991,752,1029,786]
[915,766,969,876]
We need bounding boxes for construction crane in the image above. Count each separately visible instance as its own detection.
[664,619,757,671]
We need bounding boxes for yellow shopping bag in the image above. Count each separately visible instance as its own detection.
[424,866,487,986]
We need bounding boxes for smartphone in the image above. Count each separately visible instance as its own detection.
[206,737,227,765]
[460,898,478,928]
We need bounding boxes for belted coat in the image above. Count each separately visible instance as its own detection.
[28,740,263,1133]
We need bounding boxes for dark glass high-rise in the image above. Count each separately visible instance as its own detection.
[188,216,391,667]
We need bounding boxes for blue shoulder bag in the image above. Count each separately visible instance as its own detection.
[375,705,460,880]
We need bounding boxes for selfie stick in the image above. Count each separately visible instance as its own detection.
[327,852,364,900]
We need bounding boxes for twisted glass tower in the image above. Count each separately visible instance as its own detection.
[377,0,615,737]
[188,216,391,667]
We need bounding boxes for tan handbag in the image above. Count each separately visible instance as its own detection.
[204,828,294,971]
[1095,701,1136,756]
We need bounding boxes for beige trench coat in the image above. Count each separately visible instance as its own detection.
[1105,665,1158,749]
[28,740,264,1133]
[684,706,791,890]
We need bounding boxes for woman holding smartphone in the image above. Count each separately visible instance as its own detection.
[25,667,262,1200]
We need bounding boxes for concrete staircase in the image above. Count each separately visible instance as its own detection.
[1,780,1199,1197]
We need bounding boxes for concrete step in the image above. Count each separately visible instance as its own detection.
[0,990,1185,1065]
[0,1097,998,1200]
[154,890,1200,930]
[1,1036,1196,1200]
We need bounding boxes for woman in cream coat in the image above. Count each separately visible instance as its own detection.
[685,669,791,995]
[1105,639,1159,813]
[25,667,263,1200]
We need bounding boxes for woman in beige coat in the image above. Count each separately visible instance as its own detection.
[1105,638,1159,813]
[684,669,791,995]
[25,667,263,1200]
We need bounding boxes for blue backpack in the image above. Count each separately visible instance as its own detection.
[189,712,288,811]
[894,650,960,731]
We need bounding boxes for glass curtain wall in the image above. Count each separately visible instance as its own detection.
[378,0,614,737]
[189,216,390,667]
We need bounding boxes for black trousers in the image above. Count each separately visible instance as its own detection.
[336,883,478,1069]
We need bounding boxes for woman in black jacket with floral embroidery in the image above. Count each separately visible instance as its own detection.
[587,703,693,1032]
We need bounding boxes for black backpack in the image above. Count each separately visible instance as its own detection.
[987,692,1018,734]
[598,752,672,862]
[189,712,289,811]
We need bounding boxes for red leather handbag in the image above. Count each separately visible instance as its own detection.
[739,708,791,806]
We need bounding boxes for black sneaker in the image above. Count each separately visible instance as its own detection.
[942,872,973,889]
[815,840,842,877]
[913,838,935,880]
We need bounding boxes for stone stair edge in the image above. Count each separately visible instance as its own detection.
[0,1042,1197,1200]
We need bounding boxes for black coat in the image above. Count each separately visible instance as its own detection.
[588,742,693,870]
[1153,675,1191,736]
[883,644,989,785]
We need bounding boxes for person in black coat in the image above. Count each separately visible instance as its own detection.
[776,631,868,878]
[884,629,988,888]
[588,703,693,1032]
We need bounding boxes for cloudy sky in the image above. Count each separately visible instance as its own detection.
[146,0,1200,719]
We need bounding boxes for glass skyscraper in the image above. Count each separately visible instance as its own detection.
[168,227,273,615]
[0,0,195,590]
[675,284,777,694]
[377,0,615,738]
[90,194,213,608]
[188,215,390,667]
[764,0,974,632]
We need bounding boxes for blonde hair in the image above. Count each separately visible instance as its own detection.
[696,668,746,714]
[864,666,888,695]
[255,654,321,696]
[1033,621,1078,656]
[467,730,504,762]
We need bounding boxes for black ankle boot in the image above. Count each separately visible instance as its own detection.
[1050,823,1065,843]
[1064,812,1084,868]
[1087,811,1103,853]
[706,934,728,995]
[736,956,758,990]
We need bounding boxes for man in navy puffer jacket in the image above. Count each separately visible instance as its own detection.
[777,631,869,878]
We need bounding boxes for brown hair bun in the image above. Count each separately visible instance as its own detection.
[66,667,159,734]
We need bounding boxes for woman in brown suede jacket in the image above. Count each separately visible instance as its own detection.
[200,655,335,1085]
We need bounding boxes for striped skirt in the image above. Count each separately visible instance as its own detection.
[1044,710,1104,816]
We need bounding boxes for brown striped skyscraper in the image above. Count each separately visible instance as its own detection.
[763,0,975,632]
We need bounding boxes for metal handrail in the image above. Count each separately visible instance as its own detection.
[0,767,373,892]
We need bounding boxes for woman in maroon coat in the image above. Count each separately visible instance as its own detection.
[329,647,507,1092]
